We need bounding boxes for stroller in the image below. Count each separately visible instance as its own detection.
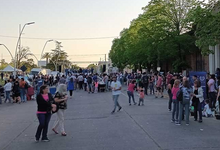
[215,101,220,120]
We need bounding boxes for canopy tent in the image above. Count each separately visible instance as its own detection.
[0,65,22,72]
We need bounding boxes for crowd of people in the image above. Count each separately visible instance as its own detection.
[1,69,220,142]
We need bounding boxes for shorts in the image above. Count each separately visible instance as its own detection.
[156,87,161,91]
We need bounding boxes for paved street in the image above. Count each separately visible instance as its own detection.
[0,88,220,150]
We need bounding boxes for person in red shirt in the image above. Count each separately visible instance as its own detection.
[138,88,145,106]
[166,72,173,88]
[156,74,164,98]
[127,80,137,105]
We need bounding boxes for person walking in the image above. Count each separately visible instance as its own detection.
[192,80,204,123]
[52,84,68,136]
[35,85,56,142]
[4,80,12,103]
[110,76,122,114]
[78,74,84,90]
[171,80,180,123]
[67,77,74,99]
[127,80,137,105]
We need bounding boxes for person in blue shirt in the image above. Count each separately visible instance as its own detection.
[67,77,74,99]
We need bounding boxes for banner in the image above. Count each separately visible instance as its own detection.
[189,71,207,99]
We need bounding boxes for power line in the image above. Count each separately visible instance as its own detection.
[0,35,118,41]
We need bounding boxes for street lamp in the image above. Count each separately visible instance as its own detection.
[13,22,35,76]
[40,40,58,68]
[26,53,39,66]
[0,44,14,60]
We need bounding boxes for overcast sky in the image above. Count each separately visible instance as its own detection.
[0,0,150,67]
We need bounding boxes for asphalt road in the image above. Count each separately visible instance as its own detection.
[0,88,220,150]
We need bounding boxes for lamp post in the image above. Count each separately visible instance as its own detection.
[26,53,39,66]
[40,40,58,68]
[0,44,14,60]
[13,22,35,77]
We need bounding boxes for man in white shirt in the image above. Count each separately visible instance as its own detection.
[110,76,122,114]
[4,80,12,103]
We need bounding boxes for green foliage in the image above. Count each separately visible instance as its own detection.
[110,0,219,71]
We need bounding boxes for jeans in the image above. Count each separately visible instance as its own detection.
[143,83,148,95]
[20,88,26,102]
[209,92,216,109]
[194,101,202,121]
[179,102,190,124]
[5,91,11,103]
[35,113,52,140]
[127,91,136,104]
[69,90,73,96]
[168,92,172,110]
[172,99,179,121]
[53,109,65,133]
[0,94,2,104]
[112,95,121,111]
[149,83,154,94]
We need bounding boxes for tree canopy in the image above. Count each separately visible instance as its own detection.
[109,0,220,72]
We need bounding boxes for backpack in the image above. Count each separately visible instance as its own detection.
[87,77,92,84]
[182,87,191,104]
[176,88,183,102]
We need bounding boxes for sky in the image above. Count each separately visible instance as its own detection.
[0,0,150,67]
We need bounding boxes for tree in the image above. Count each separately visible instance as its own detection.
[16,46,31,68]
[87,64,97,69]
[45,42,72,71]
[42,52,51,65]
[0,59,8,70]
[187,0,220,55]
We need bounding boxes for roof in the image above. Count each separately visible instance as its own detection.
[1,65,21,72]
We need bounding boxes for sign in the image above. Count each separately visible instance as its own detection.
[189,71,207,99]
[20,65,27,72]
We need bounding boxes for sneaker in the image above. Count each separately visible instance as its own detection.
[155,96,158,98]
[42,138,50,142]
[138,104,140,106]
[176,123,181,126]
[186,124,189,126]
[111,111,115,114]
[35,139,39,143]
[198,120,203,123]
[161,96,164,98]
[171,120,175,123]
[129,103,131,106]
[117,107,122,112]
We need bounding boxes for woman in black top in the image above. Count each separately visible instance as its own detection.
[35,85,56,142]
[12,78,21,103]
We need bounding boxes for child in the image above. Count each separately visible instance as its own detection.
[203,99,212,117]
[94,81,99,93]
[138,88,145,106]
